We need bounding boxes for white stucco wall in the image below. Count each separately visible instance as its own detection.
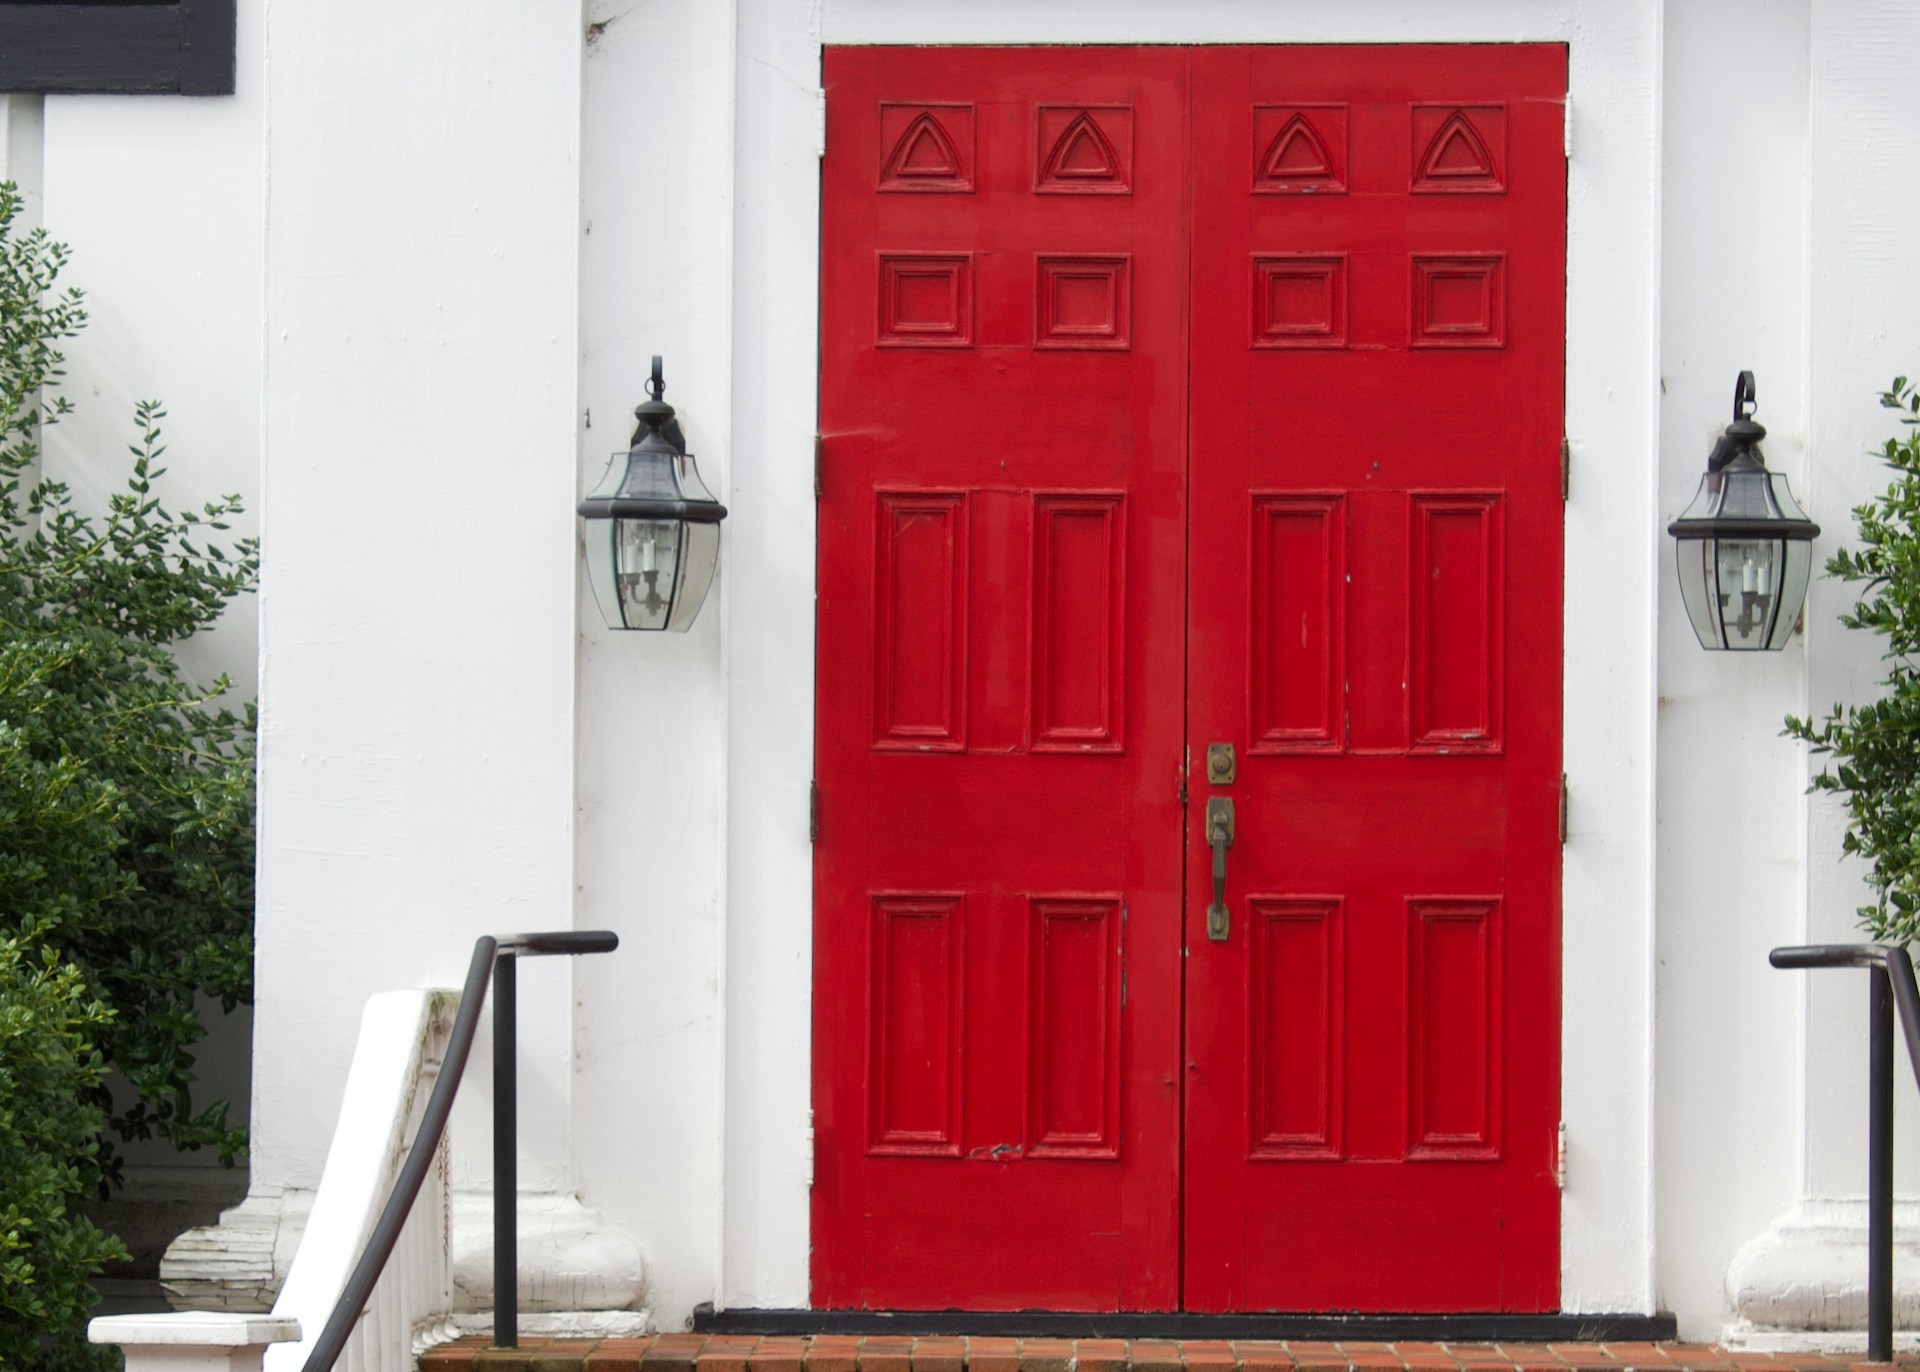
[27,0,1920,1343]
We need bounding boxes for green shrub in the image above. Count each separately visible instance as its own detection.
[1786,378,1920,943]
[0,936,127,1372]
[0,178,258,1165]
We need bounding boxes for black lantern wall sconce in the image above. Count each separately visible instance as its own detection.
[1668,371,1820,651]
[579,357,728,631]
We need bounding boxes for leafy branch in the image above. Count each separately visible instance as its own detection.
[0,179,258,1167]
[1786,377,1920,941]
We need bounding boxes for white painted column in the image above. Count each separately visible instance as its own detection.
[0,94,42,220]
[571,0,738,1326]
[720,0,819,1311]
[1652,0,1810,1341]
[1722,0,1920,1346]
[1554,0,1664,1318]
[249,0,625,1314]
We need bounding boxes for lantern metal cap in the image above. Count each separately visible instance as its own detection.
[1666,369,1820,542]
[577,356,729,524]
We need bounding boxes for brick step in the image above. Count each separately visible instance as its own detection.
[419,1335,1920,1372]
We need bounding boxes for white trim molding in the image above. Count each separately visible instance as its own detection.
[718,0,1663,1322]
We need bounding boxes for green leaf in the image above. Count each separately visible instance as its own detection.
[0,177,255,1368]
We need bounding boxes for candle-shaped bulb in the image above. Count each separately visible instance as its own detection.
[641,533,657,575]
[1742,556,1758,594]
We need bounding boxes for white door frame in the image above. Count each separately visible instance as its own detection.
[721,0,1662,1316]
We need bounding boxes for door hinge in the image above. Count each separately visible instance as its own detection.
[1563,96,1573,160]
[1560,438,1571,501]
[814,434,825,500]
[809,779,820,843]
[1554,1121,1568,1189]
[816,88,828,159]
[1558,774,1569,846]
[805,1110,816,1187]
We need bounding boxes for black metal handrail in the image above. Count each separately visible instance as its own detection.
[300,930,618,1372]
[1770,942,1920,1362]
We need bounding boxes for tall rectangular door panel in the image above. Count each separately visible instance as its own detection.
[1180,44,1568,1313]
[813,45,1188,1312]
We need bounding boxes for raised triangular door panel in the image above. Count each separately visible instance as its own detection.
[1036,106,1132,193]
[1252,106,1347,193]
[1412,104,1506,192]
[879,104,974,192]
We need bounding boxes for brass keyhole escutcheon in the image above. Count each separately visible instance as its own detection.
[1206,742,1236,785]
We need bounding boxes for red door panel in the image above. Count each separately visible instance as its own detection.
[815,42,1566,1315]
[813,45,1188,1311]
[1181,43,1566,1312]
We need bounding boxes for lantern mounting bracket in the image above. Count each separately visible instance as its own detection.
[631,354,688,454]
[1708,369,1768,474]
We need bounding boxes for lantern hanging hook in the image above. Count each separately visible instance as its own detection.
[1709,369,1767,472]
[630,355,686,453]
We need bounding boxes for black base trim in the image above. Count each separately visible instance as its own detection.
[690,1307,1678,1342]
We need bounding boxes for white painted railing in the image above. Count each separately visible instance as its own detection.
[94,989,458,1372]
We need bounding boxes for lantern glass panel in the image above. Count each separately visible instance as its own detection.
[1765,535,1815,651]
[666,521,721,632]
[584,517,623,631]
[1676,535,1725,649]
[1713,537,1781,650]
[585,450,630,502]
[612,519,682,631]
[1766,470,1813,524]
[1719,467,1773,519]
[673,451,717,505]
[1674,469,1724,525]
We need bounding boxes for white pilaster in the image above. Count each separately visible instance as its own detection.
[251,0,585,1216]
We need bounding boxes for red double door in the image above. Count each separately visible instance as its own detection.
[814,44,1566,1314]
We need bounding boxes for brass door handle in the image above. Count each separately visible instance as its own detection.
[1206,797,1234,942]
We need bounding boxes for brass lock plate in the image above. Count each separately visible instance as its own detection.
[1206,742,1236,785]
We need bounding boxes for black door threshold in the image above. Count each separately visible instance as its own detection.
[690,1307,1678,1342]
